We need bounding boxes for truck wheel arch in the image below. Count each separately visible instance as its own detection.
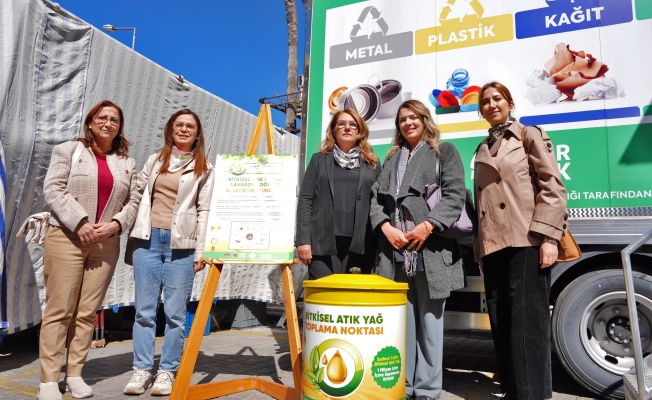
[551,251,652,304]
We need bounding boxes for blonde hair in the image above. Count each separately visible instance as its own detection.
[386,100,440,159]
[320,109,379,169]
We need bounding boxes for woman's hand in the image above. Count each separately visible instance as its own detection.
[92,221,121,241]
[75,219,99,245]
[404,221,433,251]
[381,222,409,250]
[297,244,312,266]
[540,241,558,269]
[194,261,206,273]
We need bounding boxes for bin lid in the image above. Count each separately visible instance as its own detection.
[303,274,408,292]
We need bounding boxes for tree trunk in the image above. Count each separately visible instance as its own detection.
[284,0,298,133]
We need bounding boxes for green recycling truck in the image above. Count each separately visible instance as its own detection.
[299,0,652,397]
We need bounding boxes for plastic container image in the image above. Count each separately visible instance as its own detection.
[446,68,470,98]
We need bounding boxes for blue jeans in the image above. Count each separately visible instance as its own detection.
[132,228,195,372]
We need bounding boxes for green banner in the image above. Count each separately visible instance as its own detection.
[449,123,652,209]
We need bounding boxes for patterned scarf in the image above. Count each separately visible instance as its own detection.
[168,146,194,172]
[333,144,361,169]
[394,140,425,277]
[487,119,514,147]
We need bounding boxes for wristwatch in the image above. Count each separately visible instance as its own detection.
[542,236,558,245]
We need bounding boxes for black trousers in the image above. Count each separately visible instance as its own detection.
[308,236,371,279]
[483,246,552,400]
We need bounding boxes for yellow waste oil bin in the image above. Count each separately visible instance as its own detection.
[302,274,408,400]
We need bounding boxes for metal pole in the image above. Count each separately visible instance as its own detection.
[102,25,137,50]
[622,227,652,400]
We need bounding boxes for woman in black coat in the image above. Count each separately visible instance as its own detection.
[295,109,381,278]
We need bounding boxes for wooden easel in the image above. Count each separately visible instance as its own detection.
[170,103,303,400]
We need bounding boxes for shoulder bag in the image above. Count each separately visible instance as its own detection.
[17,141,85,244]
[425,152,478,239]
[521,126,581,262]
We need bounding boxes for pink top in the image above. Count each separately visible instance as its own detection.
[95,153,114,223]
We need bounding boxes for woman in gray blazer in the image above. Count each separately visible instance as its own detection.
[296,109,381,278]
[370,100,466,400]
[39,100,140,400]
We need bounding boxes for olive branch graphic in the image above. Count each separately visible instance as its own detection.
[305,346,325,391]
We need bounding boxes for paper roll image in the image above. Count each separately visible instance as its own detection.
[526,42,624,104]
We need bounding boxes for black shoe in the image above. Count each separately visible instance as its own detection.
[405,394,416,400]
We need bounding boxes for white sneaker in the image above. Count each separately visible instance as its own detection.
[123,368,152,395]
[150,370,174,396]
[65,376,93,399]
[37,382,62,400]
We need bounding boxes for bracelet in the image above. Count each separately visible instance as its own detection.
[422,221,433,236]
[542,237,558,245]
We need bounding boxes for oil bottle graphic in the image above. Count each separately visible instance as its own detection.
[303,339,364,398]
[324,350,347,384]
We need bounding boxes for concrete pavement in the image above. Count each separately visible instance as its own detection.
[0,326,596,399]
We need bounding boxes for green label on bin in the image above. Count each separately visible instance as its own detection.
[371,346,402,389]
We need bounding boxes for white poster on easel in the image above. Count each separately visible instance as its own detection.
[202,154,298,264]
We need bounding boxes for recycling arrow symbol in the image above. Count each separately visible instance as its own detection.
[350,6,389,41]
[439,0,484,25]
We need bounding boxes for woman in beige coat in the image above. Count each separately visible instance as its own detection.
[39,100,140,400]
[474,82,567,399]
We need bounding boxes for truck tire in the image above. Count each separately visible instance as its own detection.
[552,270,652,399]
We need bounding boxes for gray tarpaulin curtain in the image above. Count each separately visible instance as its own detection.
[0,0,301,333]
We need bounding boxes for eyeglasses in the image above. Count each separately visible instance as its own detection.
[174,122,197,130]
[336,121,359,130]
[95,116,121,126]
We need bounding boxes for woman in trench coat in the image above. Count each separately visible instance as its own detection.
[474,81,567,399]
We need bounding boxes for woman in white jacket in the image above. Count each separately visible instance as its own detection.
[123,109,214,396]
